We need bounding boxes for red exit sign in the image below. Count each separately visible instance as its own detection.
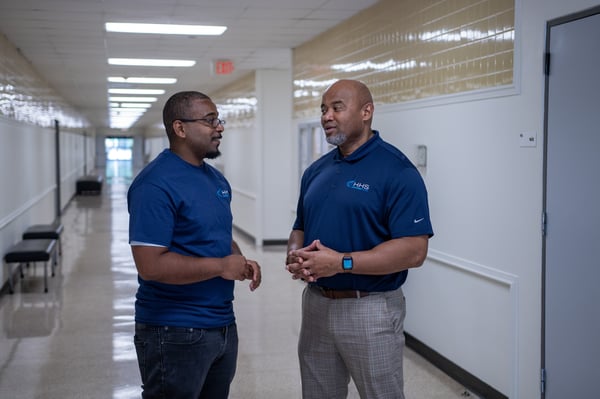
[215,60,234,75]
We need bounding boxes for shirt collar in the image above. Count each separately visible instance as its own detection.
[334,130,381,162]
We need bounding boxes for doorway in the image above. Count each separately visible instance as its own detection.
[105,137,134,182]
[298,122,333,177]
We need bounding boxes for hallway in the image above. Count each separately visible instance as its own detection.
[0,175,470,399]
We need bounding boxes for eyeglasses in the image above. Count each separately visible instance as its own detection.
[177,117,226,128]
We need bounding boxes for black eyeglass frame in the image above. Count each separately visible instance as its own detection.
[176,117,226,128]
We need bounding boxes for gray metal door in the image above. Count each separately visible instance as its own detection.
[543,7,600,398]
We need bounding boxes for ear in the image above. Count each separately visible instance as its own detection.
[172,120,186,139]
[362,102,374,121]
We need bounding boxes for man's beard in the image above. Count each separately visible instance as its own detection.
[326,133,347,146]
[205,150,221,159]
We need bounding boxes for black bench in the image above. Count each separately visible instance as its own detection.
[22,221,64,257]
[4,239,57,293]
[76,175,103,195]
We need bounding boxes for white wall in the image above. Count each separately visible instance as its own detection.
[0,117,89,285]
[255,69,294,243]
[219,114,259,240]
[0,117,56,232]
[377,93,533,397]
[143,135,169,165]
[0,29,93,282]
[222,68,294,245]
[60,130,91,210]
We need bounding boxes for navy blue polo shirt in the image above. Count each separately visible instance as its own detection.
[128,150,236,328]
[293,131,433,292]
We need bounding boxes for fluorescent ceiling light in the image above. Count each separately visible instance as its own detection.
[110,103,152,109]
[109,96,157,102]
[119,103,153,108]
[106,22,227,36]
[108,77,177,84]
[110,115,141,129]
[108,88,165,95]
[108,58,195,67]
[111,109,146,115]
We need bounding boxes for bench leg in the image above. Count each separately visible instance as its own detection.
[4,260,52,294]
[5,261,12,294]
[51,248,57,277]
[4,261,18,294]
[44,260,48,293]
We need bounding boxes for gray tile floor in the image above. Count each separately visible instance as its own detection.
[0,174,472,398]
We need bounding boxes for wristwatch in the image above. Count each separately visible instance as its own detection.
[342,254,353,271]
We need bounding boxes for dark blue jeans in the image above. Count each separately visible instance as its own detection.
[134,322,238,399]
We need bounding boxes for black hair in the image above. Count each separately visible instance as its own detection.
[162,91,211,138]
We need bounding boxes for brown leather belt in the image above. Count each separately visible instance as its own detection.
[318,287,369,299]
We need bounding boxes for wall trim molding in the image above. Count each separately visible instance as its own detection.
[427,248,519,287]
[426,248,520,398]
[0,186,55,230]
[378,84,520,114]
[231,186,256,200]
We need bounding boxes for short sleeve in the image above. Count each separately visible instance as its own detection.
[128,183,176,246]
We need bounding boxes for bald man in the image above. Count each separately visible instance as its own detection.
[286,79,434,399]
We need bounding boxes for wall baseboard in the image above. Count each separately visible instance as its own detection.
[262,239,287,246]
[405,332,508,399]
[232,225,287,247]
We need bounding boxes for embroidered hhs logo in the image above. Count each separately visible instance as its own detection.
[346,180,370,192]
[216,189,231,199]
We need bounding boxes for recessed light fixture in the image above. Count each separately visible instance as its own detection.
[119,103,153,108]
[108,58,196,67]
[106,22,227,36]
[109,96,158,102]
[110,115,142,129]
[108,77,177,84]
[111,108,146,115]
[108,88,165,95]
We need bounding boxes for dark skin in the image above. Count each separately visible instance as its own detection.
[169,99,224,166]
[286,80,428,282]
[132,98,261,290]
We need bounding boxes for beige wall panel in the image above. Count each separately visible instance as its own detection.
[210,72,257,129]
[293,0,515,118]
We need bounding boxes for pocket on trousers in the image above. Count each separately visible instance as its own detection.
[384,293,406,334]
[162,327,206,346]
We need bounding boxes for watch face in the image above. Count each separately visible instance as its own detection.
[342,256,353,270]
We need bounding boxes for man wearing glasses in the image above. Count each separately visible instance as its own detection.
[127,91,261,398]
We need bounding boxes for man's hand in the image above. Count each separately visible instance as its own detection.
[286,248,310,281]
[286,239,340,282]
[245,259,261,291]
[222,255,262,291]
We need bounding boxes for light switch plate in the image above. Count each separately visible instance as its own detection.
[519,132,537,147]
